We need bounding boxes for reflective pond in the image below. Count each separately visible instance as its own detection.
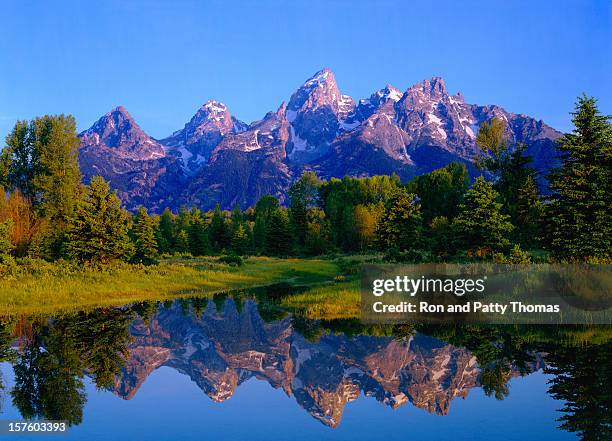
[0,289,609,440]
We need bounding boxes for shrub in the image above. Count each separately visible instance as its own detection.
[218,254,243,266]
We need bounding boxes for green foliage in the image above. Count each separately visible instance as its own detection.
[253,196,280,252]
[156,208,175,254]
[319,175,401,251]
[66,176,133,264]
[376,189,422,252]
[209,204,230,252]
[0,219,13,257]
[289,172,322,248]
[231,224,250,255]
[266,208,292,257]
[3,116,81,226]
[515,175,544,247]
[132,207,158,265]
[475,117,508,169]
[175,229,190,254]
[406,162,470,221]
[188,209,209,256]
[218,254,244,266]
[304,208,331,255]
[428,215,453,258]
[494,244,533,264]
[546,95,611,260]
[452,177,513,256]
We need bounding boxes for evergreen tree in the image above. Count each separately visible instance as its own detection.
[253,196,280,252]
[188,210,209,256]
[230,205,244,228]
[132,206,158,264]
[156,208,175,254]
[265,208,292,256]
[547,95,611,260]
[452,177,514,256]
[289,172,321,248]
[375,190,422,252]
[516,176,543,247]
[208,204,230,253]
[428,216,453,258]
[66,176,133,263]
[231,224,249,255]
[496,144,537,223]
[175,230,190,253]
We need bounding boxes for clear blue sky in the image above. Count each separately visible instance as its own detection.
[0,0,610,141]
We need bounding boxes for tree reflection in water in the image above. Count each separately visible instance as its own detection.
[0,290,608,439]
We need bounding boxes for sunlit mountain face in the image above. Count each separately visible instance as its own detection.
[78,69,561,212]
[0,293,609,440]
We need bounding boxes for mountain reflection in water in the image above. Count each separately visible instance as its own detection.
[117,299,539,426]
[0,290,609,440]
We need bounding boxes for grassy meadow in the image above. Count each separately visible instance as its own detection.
[0,256,349,315]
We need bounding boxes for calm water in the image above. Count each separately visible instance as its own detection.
[0,293,609,440]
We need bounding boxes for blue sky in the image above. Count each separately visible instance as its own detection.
[0,0,610,140]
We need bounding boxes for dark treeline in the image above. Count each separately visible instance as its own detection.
[0,95,609,265]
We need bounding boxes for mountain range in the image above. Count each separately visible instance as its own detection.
[78,68,561,211]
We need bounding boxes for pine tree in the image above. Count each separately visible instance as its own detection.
[230,205,244,227]
[66,176,133,264]
[375,190,422,252]
[253,196,280,252]
[156,208,175,254]
[547,95,611,260]
[175,230,190,253]
[265,208,292,256]
[231,224,249,255]
[452,177,514,256]
[208,204,230,253]
[132,207,158,264]
[289,172,321,248]
[188,210,209,256]
[496,144,537,221]
[516,176,543,247]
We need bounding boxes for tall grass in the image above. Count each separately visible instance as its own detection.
[0,256,339,315]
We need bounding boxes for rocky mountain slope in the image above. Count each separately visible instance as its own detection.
[79,106,184,211]
[79,69,561,211]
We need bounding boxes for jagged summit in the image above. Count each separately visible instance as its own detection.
[406,76,448,98]
[81,106,165,160]
[79,69,561,212]
[159,99,247,175]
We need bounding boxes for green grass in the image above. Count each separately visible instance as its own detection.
[280,280,360,320]
[0,256,340,315]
